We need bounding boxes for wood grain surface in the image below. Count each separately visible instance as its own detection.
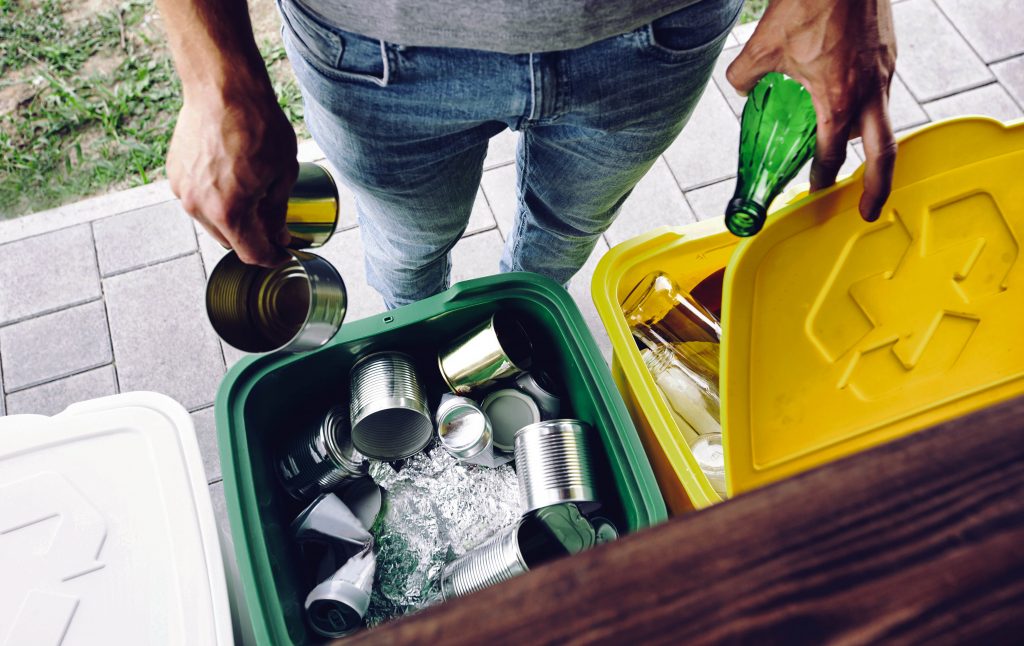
[345,396,1024,645]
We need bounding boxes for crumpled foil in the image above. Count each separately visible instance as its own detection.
[364,448,520,626]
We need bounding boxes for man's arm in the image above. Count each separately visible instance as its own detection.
[727,0,897,222]
[158,0,296,266]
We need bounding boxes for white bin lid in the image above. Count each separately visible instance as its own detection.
[0,392,232,645]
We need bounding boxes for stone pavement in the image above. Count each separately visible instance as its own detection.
[1,1,1022,514]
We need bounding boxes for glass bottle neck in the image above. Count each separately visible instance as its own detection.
[725,197,767,237]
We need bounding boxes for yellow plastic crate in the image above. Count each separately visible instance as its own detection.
[592,117,1024,513]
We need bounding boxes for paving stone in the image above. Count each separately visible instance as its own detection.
[893,0,993,102]
[731,21,757,45]
[605,157,695,247]
[221,342,250,371]
[480,163,518,239]
[466,190,497,235]
[935,0,1024,64]
[484,129,518,170]
[190,406,221,484]
[922,83,1023,122]
[685,178,737,222]
[450,229,504,285]
[4,366,117,416]
[663,83,740,191]
[0,301,112,392]
[991,56,1024,109]
[724,31,738,48]
[567,238,612,363]
[888,74,930,132]
[296,139,324,162]
[0,356,6,416]
[711,45,745,117]
[0,224,101,325]
[315,226,386,322]
[209,480,228,525]
[195,223,230,278]
[0,181,175,246]
[93,201,197,276]
[104,254,225,411]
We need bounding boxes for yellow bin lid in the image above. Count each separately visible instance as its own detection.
[722,117,1024,495]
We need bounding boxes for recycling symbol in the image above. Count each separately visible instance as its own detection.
[1,473,107,644]
[808,192,1018,399]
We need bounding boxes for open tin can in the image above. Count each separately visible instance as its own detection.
[205,162,348,354]
[207,249,346,353]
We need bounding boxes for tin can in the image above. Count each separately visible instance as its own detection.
[349,352,433,460]
[278,406,367,500]
[206,249,347,353]
[286,162,340,249]
[440,513,573,600]
[515,371,562,420]
[305,547,376,638]
[436,395,492,461]
[438,311,533,395]
[440,521,525,601]
[514,419,598,513]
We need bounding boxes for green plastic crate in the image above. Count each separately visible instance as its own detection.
[215,272,667,645]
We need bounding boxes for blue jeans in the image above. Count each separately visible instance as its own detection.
[279,0,742,308]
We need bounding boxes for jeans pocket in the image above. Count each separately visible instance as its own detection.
[277,0,390,85]
[640,0,744,63]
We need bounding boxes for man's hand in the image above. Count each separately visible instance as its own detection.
[726,0,897,221]
[168,88,297,267]
[157,0,297,267]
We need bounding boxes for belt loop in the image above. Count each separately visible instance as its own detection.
[378,40,391,87]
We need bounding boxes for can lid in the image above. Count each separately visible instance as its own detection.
[0,393,232,645]
[306,588,366,638]
[531,503,596,555]
[590,517,620,544]
[481,388,541,452]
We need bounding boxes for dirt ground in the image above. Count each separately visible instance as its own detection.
[0,0,291,122]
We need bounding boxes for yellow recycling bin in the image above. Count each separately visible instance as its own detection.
[592,117,1024,513]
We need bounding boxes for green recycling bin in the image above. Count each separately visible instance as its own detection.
[215,272,667,644]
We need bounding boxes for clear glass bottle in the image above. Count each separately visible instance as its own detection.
[623,270,721,397]
[642,346,721,441]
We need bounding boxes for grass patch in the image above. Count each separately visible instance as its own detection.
[740,0,768,24]
[0,0,303,219]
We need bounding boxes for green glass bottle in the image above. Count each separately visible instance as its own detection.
[725,72,817,237]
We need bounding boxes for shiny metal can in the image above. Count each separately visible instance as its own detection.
[514,419,598,513]
[440,513,571,600]
[438,311,533,395]
[278,406,367,500]
[349,351,433,460]
[440,521,525,600]
[305,547,376,638]
[286,162,340,249]
[206,249,347,353]
[435,395,492,461]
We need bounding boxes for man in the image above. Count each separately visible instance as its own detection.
[159,0,896,309]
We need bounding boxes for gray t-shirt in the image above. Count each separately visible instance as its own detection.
[294,0,702,54]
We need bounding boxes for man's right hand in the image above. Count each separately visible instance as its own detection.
[168,86,298,267]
